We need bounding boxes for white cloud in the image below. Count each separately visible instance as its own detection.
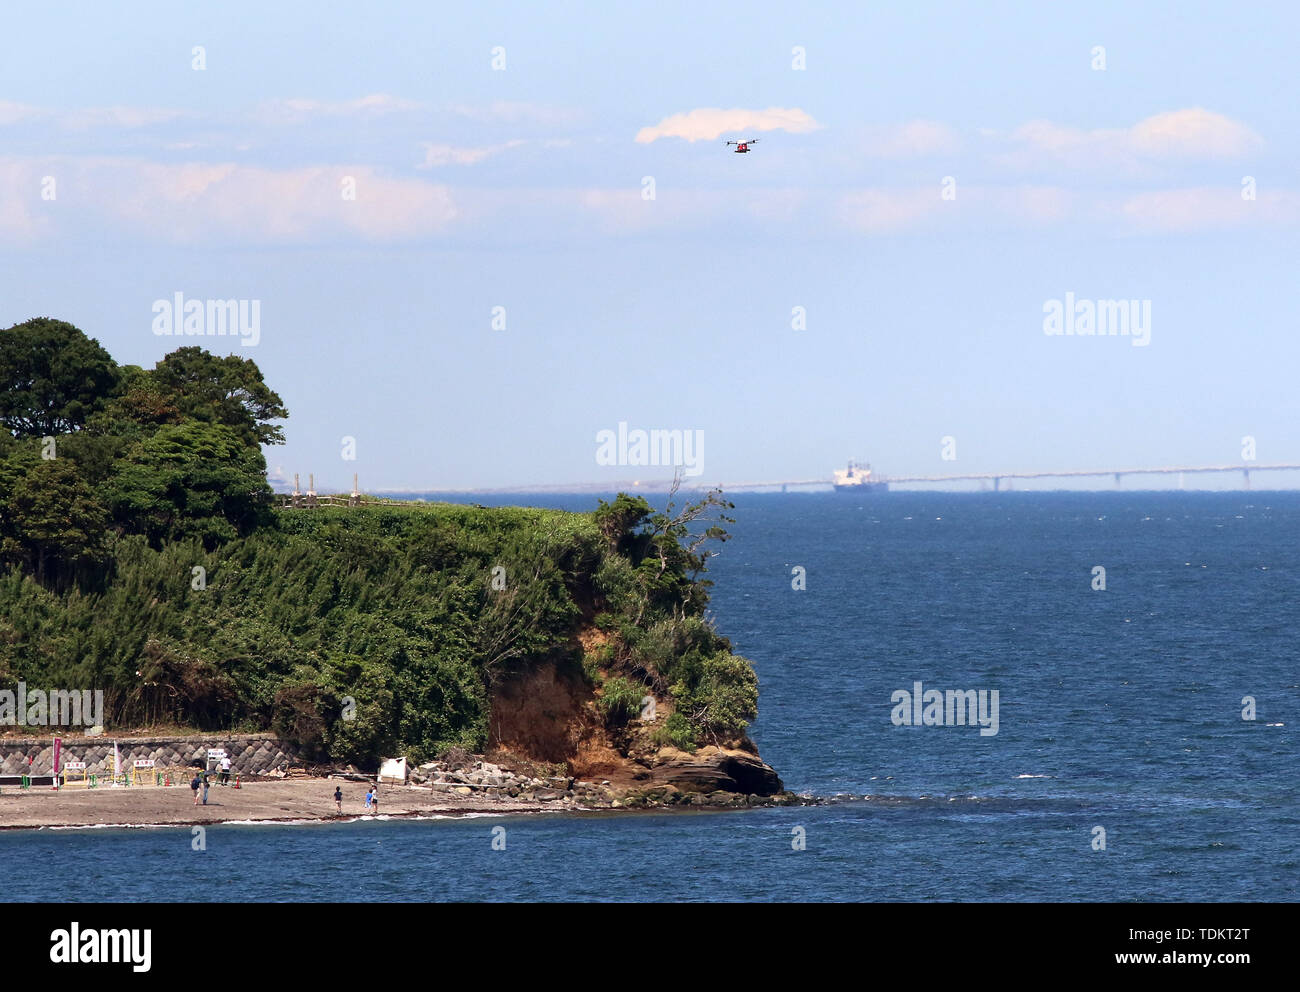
[1119,186,1299,232]
[998,108,1262,169]
[0,156,457,243]
[63,106,192,129]
[2,149,1292,245]
[418,139,526,168]
[256,93,424,124]
[0,101,190,128]
[446,101,584,128]
[862,120,961,158]
[122,162,457,241]
[0,159,53,241]
[635,107,821,143]
[0,101,40,125]
[1128,108,1262,158]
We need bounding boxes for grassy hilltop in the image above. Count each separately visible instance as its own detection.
[0,318,759,769]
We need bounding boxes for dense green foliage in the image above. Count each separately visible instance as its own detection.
[0,496,759,763]
[589,491,758,748]
[0,318,760,766]
[0,506,594,762]
[106,421,274,546]
[0,318,120,437]
[149,347,289,447]
[0,320,283,587]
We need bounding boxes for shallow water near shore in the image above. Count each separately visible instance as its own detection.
[2,796,1292,901]
[3,491,1297,901]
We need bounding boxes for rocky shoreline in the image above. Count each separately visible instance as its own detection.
[405,746,794,809]
[0,734,803,828]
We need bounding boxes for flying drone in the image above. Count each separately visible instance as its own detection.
[725,138,760,153]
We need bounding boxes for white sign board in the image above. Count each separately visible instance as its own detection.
[377,756,408,784]
[64,761,87,770]
[133,759,155,768]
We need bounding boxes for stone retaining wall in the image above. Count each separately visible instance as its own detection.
[0,735,300,778]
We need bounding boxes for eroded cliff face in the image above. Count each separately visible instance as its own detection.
[487,655,783,797]
[487,659,626,780]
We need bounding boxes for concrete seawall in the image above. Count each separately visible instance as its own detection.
[0,735,300,778]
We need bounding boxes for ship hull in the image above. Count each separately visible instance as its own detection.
[833,481,889,493]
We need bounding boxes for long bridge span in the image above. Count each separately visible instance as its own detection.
[275,466,1300,503]
[697,463,1300,493]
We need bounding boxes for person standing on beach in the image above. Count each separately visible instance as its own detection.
[364,787,373,812]
[201,769,210,805]
[334,786,343,814]
[220,755,231,785]
[191,774,201,806]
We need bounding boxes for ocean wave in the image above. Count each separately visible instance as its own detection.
[42,822,165,831]
[11,807,559,835]
[220,818,337,827]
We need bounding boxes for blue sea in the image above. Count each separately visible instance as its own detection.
[3,491,1297,901]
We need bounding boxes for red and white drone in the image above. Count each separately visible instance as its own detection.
[725,138,760,153]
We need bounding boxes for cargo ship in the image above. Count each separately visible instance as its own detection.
[833,460,889,493]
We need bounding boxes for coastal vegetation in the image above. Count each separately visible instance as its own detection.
[0,318,759,767]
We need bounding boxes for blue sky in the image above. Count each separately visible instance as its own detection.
[2,1,1297,490]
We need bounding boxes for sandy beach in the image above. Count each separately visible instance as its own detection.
[0,778,591,830]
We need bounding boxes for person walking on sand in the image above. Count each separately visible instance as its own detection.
[364,787,373,812]
[191,773,201,806]
[201,769,211,805]
[220,755,231,786]
[334,786,343,814]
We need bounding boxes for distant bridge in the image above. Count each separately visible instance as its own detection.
[271,466,1300,503]
[694,463,1300,493]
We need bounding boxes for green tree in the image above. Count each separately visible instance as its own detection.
[87,365,183,435]
[150,347,288,446]
[108,420,273,547]
[0,318,120,437]
[593,493,653,553]
[0,458,109,586]
[595,482,734,623]
[668,650,759,745]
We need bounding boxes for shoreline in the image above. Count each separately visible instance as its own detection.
[12,810,589,833]
[0,777,800,833]
[0,779,587,832]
